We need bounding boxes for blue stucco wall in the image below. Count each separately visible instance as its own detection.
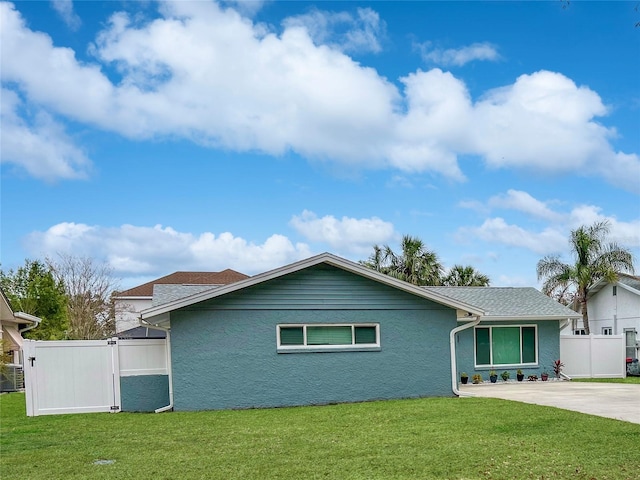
[170,265,458,411]
[455,320,561,380]
[120,375,170,412]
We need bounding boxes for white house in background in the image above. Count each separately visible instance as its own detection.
[114,270,249,336]
[573,274,640,360]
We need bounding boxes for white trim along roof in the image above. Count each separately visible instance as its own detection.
[141,252,485,325]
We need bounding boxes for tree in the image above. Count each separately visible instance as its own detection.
[0,259,68,340]
[443,265,490,287]
[361,235,444,286]
[47,254,120,340]
[536,221,635,334]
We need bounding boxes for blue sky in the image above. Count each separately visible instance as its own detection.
[1,0,639,290]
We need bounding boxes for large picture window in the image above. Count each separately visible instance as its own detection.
[474,325,537,367]
[277,324,379,351]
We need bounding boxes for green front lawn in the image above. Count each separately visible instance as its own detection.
[572,377,640,384]
[2,392,639,479]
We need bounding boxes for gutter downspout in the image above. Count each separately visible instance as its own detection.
[16,312,41,334]
[558,319,572,381]
[450,315,481,397]
[139,319,174,413]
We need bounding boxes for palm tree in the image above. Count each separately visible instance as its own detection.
[361,235,444,286]
[443,265,490,286]
[536,221,635,334]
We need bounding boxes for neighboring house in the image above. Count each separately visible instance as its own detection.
[135,253,580,412]
[1,290,41,391]
[579,274,640,359]
[114,269,249,336]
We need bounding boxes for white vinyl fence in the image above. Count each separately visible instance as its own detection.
[23,338,168,416]
[560,335,625,378]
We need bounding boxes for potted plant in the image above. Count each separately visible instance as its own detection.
[552,359,564,379]
[500,371,510,382]
[516,369,524,382]
[541,371,549,381]
[460,372,469,384]
[472,373,483,384]
[489,370,498,383]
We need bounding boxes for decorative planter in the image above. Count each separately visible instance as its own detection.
[489,375,498,383]
[460,376,468,384]
[541,373,549,381]
[516,374,524,382]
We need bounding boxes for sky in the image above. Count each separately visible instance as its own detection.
[1,0,639,290]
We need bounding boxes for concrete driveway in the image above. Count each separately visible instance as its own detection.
[459,381,640,424]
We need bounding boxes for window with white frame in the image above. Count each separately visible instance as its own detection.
[574,329,587,336]
[475,325,537,367]
[602,327,613,335]
[277,324,379,351]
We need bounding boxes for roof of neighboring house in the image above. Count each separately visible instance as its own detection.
[1,289,41,327]
[152,284,222,306]
[117,326,166,339]
[141,253,486,325]
[423,286,582,320]
[588,273,640,298]
[116,270,250,297]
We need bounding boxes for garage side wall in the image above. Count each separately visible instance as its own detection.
[170,265,457,411]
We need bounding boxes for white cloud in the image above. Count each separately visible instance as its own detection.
[460,217,567,255]
[289,210,396,253]
[51,0,81,30]
[470,71,640,192]
[488,190,563,222]
[0,88,90,180]
[418,41,500,66]
[25,222,312,277]
[282,7,386,54]
[456,190,640,255]
[1,2,637,191]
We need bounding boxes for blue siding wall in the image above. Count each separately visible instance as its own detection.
[120,375,170,412]
[455,320,560,380]
[170,265,457,411]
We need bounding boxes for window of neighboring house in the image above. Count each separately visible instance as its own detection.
[474,325,537,367]
[602,327,613,335]
[277,324,379,351]
[625,329,638,360]
[574,329,587,335]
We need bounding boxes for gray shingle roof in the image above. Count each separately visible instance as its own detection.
[423,287,581,319]
[117,269,249,297]
[152,284,221,306]
[619,274,640,292]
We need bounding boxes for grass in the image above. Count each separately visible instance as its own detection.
[2,393,639,480]
[572,377,640,384]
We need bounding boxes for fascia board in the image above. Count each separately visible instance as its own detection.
[617,282,640,296]
[477,314,582,322]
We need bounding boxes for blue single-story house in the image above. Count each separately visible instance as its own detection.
[131,253,580,412]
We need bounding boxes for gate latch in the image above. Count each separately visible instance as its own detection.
[28,356,36,366]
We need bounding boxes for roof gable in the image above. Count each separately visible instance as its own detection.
[588,273,640,298]
[141,253,485,323]
[116,269,250,297]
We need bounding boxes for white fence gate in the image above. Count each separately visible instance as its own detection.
[560,335,626,378]
[23,338,168,416]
